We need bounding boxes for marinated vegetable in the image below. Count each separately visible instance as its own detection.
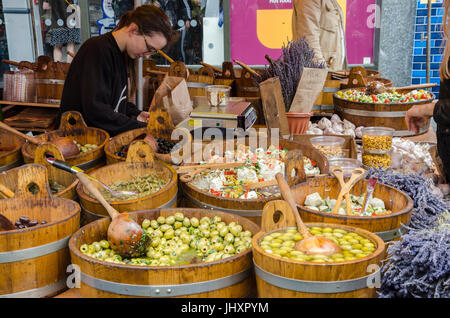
[363,153,391,168]
[73,141,98,153]
[312,144,344,158]
[98,174,169,201]
[303,192,391,216]
[79,213,253,266]
[362,135,392,151]
[190,145,320,199]
[260,226,377,263]
[335,88,433,104]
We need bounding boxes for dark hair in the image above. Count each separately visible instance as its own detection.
[115,4,178,95]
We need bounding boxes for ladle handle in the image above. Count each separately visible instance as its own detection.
[76,172,120,219]
[0,183,14,198]
[275,173,311,238]
[0,121,40,145]
[396,83,438,90]
[200,61,222,73]
[157,50,175,64]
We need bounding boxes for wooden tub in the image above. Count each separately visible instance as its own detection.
[252,200,385,298]
[180,136,329,226]
[77,140,178,223]
[22,111,110,172]
[0,164,80,297]
[69,208,260,298]
[292,176,414,242]
[0,130,24,172]
[0,144,78,200]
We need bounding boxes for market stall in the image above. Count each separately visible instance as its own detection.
[0,37,448,300]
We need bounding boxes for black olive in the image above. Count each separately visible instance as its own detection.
[19,216,30,224]
[28,220,38,227]
[18,224,25,229]
[41,220,47,225]
[14,221,21,227]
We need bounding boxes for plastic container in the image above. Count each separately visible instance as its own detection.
[362,127,394,153]
[362,150,392,169]
[205,85,232,106]
[310,136,346,158]
[328,158,363,177]
[286,112,312,134]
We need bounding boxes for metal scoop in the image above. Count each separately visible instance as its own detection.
[45,156,138,198]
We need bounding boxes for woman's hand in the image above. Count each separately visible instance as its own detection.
[405,101,437,134]
[137,111,149,123]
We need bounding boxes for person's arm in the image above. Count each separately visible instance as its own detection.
[77,50,147,135]
[292,0,325,64]
[125,101,143,117]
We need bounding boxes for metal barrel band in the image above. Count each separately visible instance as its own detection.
[0,279,66,298]
[254,262,380,294]
[335,106,407,118]
[80,191,178,218]
[80,268,251,297]
[183,192,262,216]
[375,226,408,242]
[75,155,106,171]
[0,159,23,172]
[0,235,71,264]
[322,87,340,93]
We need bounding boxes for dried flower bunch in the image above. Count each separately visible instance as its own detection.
[255,37,326,111]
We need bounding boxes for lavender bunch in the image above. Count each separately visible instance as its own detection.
[379,214,450,298]
[255,38,325,111]
[366,168,448,229]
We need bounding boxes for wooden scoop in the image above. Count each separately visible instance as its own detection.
[233,59,260,77]
[157,49,175,64]
[275,173,341,256]
[331,167,366,215]
[76,172,149,258]
[0,183,14,198]
[366,81,437,95]
[0,214,15,231]
[200,61,222,73]
[0,121,80,158]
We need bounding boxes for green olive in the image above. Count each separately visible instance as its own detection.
[174,221,182,229]
[80,244,88,253]
[213,216,221,224]
[165,216,175,225]
[200,217,211,224]
[219,227,229,237]
[151,220,159,229]
[183,217,191,227]
[164,229,175,240]
[160,224,172,233]
[93,242,102,252]
[142,219,151,229]
[174,212,184,222]
[157,216,166,224]
[190,217,199,227]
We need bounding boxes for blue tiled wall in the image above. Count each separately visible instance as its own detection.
[412,0,444,98]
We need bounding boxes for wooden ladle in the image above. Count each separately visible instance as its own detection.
[0,121,80,158]
[275,173,342,256]
[76,172,149,258]
[366,81,437,95]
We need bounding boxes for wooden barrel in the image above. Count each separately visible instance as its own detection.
[312,79,341,115]
[69,208,260,298]
[22,111,110,172]
[34,62,69,104]
[180,137,329,226]
[334,88,435,137]
[0,164,80,297]
[340,77,393,90]
[0,130,24,172]
[0,144,78,200]
[252,200,385,298]
[235,68,260,98]
[77,140,178,222]
[291,176,414,242]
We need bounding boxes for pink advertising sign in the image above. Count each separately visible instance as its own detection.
[229,0,376,65]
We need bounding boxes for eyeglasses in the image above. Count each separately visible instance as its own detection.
[142,34,157,55]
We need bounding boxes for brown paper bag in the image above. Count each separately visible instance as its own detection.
[289,68,328,113]
[149,76,193,126]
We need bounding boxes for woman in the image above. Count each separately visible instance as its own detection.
[405,0,450,181]
[292,0,346,70]
[59,5,176,137]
